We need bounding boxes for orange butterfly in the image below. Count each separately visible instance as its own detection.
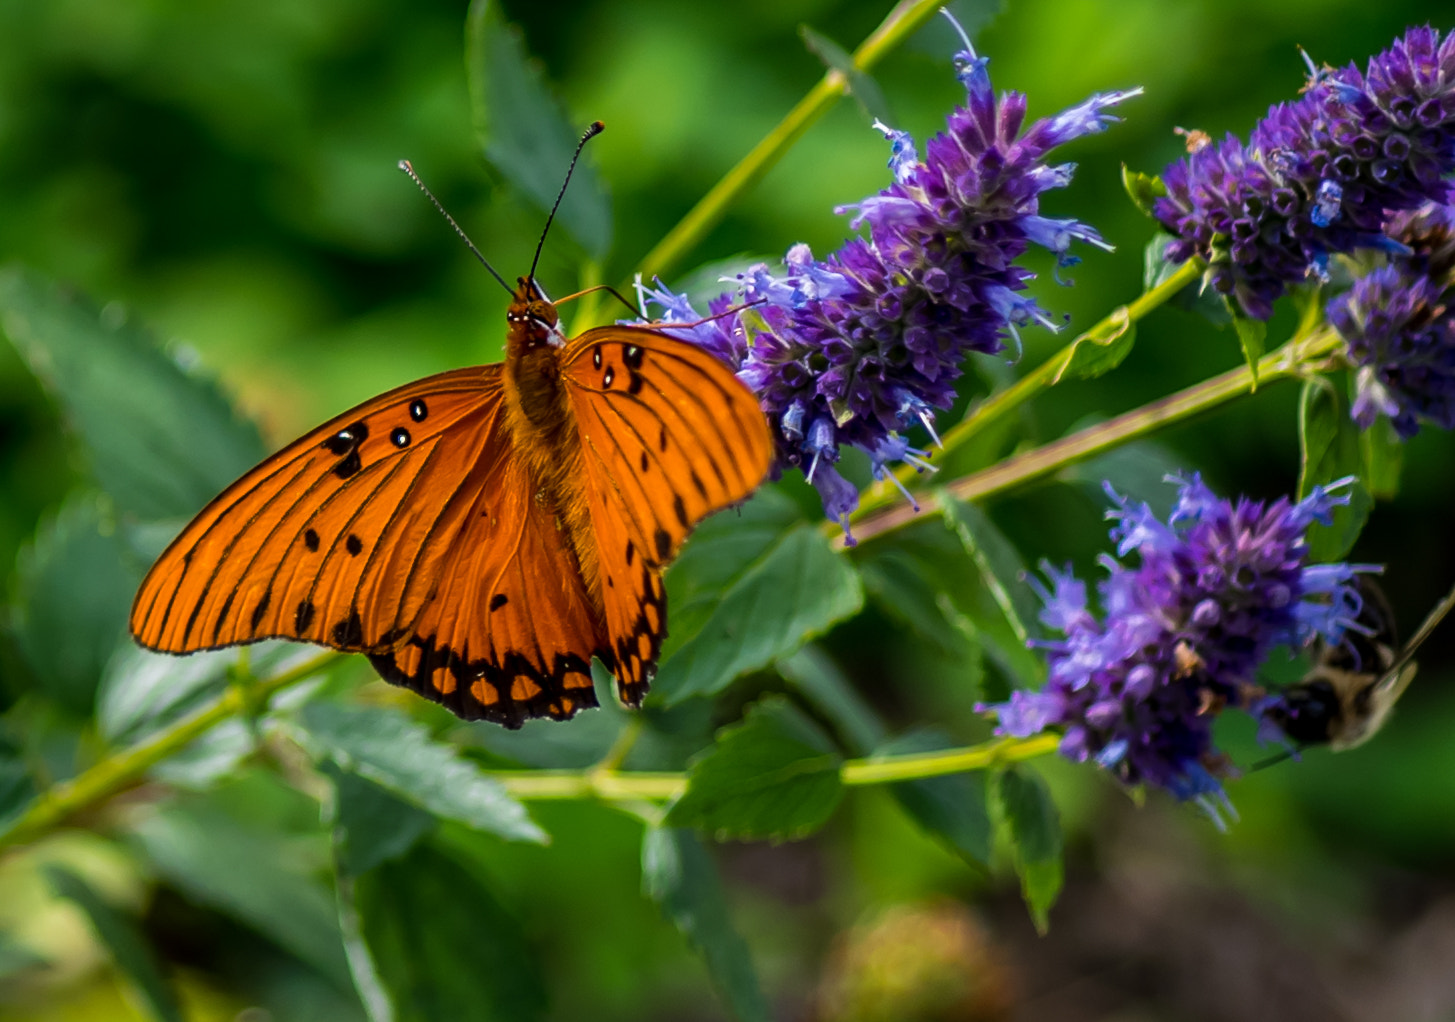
[130,129,774,728]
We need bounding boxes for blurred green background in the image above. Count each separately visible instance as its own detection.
[3,0,1455,1019]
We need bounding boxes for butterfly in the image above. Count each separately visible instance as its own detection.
[130,128,774,728]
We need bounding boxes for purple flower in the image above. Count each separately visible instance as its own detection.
[1155,27,1455,319]
[638,24,1137,531]
[982,474,1369,821]
[1329,203,1455,436]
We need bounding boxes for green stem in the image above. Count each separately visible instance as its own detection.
[852,257,1206,520]
[846,326,1342,546]
[634,0,948,284]
[484,732,1059,801]
[0,651,338,853]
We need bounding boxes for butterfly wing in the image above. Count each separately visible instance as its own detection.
[131,364,605,727]
[560,326,773,704]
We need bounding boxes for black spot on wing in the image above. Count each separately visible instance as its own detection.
[304,529,320,552]
[331,609,365,647]
[391,427,411,448]
[333,449,362,480]
[639,451,649,472]
[625,540,635,566]
[489,593,508,611]
[627,372,644,396]
[673,494,688,528]
[295,599,316,633]
[654,528,671,561]
[623,344,645,369]
[345,534,363,556]
[249,589,272,633]
[409,398,428,422]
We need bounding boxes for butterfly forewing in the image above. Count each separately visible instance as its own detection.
[131,367,507,654]
[561,326,773,703]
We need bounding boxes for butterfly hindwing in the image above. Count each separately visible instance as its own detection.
[561,326,774,704]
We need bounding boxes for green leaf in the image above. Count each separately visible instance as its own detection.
[1226,299,1268,386]
[1298,378,1372,562]
[942,499,1038,643]
[9,493,139,714]
[345,839,547,1022]
[990,768,1062,933]
[799,26,893,126]
[666,697,843,841]
[1359,412,1404,499]
[1053,308,1136,383]
[45,865,183,1022]
[294,702,545,845]
[0,749,37,829]
[642,827,770,1022]
[777,645,885,754]
[854,516,979,659]
[1120,165,1166,217]
[0,267,265,520]
[877,730,992,868]
[1144,235,1228,325]
[325,763,436,878]
[128,801,352,985]
[655,511,863,705]
[465,0,611,259]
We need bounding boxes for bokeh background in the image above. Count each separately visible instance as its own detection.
[3,0,1455,1019]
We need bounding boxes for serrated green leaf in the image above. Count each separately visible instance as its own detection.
[991,767,1062,933]
[1298,378,1372,562]
[346,839,547,1022]
[1226,300,1268,386]
[0,267,265,520]
[465,0,610,259]
[1053,308,1135,383]
[1359,412,1404,499]
[1121,165,1166,217]
[129,801,352,986]
[642,827,770,1022]
[777,644,885,754]
[666,697,843,841]
[878,730,992,868]
[655,512,863,706]
[9,493,139,714]
[800,26,892,126]
[45,866,183,1022]
[295,702,545,845]
[323,763,435,879]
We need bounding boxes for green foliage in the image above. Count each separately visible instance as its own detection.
[324,763,436,877]
[466,0,612,259]
[1298,377,1373,562]
[344,838,549,1022]
[799,26,893,126]
[990,767,1063,934]
[642,826,771,1022]
[877,730,993,868]
[293,702,546,845]
[0,267,265,520]
[8,493,138,714]
[667,696,844,841]
[1227,299,1269,385]
[45,865,183,1022]
[654,502,864,705]
[1055,309,1136,382]
[1120,165,1167,217]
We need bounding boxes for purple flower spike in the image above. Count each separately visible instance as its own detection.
[1330,203,1455,437]
[982,474,1371,810]
[1156,27,1455,319]
[631,46,1136,532]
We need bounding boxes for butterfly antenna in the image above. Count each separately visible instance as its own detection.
[398,159,512,295]
[528,120,605,286]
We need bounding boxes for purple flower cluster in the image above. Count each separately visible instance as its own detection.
[638,26,1138,536]
[1329,203,1455,436]
[1155,27,1455,319]
[984,475,1366,820]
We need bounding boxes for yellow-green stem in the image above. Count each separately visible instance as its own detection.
[846,326,1342,546]
[0,652,338,853]
[852,258,1207,520]
[634,0,948,284]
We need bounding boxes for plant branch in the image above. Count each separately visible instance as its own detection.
[845,325,1343,546]
[851,257,1207,520]
[0,651,339,853]
[634,0,948,284]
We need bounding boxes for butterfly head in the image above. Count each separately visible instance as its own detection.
[507,276,564,352]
